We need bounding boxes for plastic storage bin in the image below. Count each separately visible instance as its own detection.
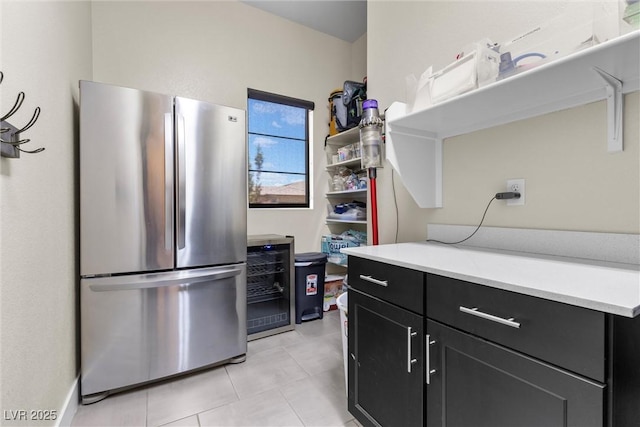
[294,252,328,324]
[337,292,348,396]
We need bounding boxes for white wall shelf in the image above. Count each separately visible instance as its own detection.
[326,158,362,170]
[326,189,367,197]
[386,31,640,209]
[326,219,368,225]
[325,127,360,147]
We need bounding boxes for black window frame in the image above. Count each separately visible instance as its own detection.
[247,88,315,209]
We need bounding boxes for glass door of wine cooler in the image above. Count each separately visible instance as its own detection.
[247,235,295,340]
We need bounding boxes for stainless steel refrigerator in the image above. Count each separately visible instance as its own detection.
[79,81,247,404]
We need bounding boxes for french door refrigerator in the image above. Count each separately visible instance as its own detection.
[79,81,247,404]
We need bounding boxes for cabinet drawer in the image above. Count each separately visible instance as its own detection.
[348,256,424,315]
[426,273,606,382]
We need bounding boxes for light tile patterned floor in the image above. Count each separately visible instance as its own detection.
[72,310,361,427]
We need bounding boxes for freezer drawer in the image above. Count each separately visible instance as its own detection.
[80,264,247,399]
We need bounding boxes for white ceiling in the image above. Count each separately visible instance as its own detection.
[242,0,367,43]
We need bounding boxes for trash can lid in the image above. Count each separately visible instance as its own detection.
[294,252,328,263]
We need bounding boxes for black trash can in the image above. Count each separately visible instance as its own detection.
[294,252,328,324]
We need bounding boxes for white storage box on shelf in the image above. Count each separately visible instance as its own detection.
[496,5,622,82]
[430,39,501,104]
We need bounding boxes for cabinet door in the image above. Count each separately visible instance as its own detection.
[349,289,424,427]
[426,319,604,427]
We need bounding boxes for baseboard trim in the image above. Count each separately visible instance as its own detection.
[55,376,79,427]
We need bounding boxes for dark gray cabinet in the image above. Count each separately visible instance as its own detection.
[346,255,640,427]
[348,256,425,427]
[426,272,640,427]
[426,319,604,427]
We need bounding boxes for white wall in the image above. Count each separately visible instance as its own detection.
[0,1,93,424]
[91,0,365,253]
[368,1,640,243]
[351,33,367,80]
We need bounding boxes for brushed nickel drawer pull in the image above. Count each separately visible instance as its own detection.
[407,327,417,373]
[426,334,436,385]
[459,306,521,329]
[359,274,388,287]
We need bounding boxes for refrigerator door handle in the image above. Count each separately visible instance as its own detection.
[164,113,174,252]
[177,113,186,250]
[88,266,243,292]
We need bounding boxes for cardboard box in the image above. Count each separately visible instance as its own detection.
[323,274,345,312]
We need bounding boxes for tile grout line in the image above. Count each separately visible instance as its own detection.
[277,385,309,427]
[189,366,243,426]
[146,388,149,427]
[224,364,242,402]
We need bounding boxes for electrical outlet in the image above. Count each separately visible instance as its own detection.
[507,179,525,206]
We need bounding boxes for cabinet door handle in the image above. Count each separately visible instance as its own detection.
[359,274,388,287]
[407,327,417,373]
[426,334,436,385]
[459,306,521,328]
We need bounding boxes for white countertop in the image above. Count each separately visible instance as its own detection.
[342,242,640,318]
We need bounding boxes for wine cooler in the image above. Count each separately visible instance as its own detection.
[247,235,295,340]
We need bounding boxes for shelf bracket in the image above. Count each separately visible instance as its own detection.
[592,67,623,153]
[386,102,443,208]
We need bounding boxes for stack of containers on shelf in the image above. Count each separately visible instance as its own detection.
[324,124,368,268]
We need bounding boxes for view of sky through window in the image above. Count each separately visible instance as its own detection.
[248,99,307,188]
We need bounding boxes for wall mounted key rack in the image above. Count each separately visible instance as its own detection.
[1,71,44,158]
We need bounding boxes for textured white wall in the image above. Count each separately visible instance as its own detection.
[91,0,365,253]
[0,0,92,424]
[367,1,640,243]
[351,33,368,81]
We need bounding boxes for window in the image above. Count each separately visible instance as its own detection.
[247,89,314,208]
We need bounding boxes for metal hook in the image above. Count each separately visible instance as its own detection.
[1,137,31,146]
[12,107,40,135]
[16,146,44,154]
[0,92,26,121]
[0,73,44,157]
[0,136,44,155]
